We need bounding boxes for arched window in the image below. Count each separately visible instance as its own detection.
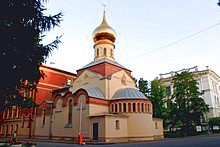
[104,48,107,56]
[12,106,17,118]
[6,125,8,137]
[97,49,99,57]
[16,124,18,133]
[137,103,140,112]
[119,103,122,112]
[123,103,127,112]
[10,108,13,118]
[128,103,131,112]
[141,103,144,113]
[111,49,113,57]
[10,107,13,118]
[42,109,46,127]
[115,120,120,130]
[3,111,5,119]
[145,104,148,113]
[11,125,13,134]
[68,100,73,124]
[132,103,136,112]
[111,104,114,112]
[155,122,158,129]
[56,99,63,112]
[11,108,14,118]
[21,115,25,128]
[148,104,150,113]
[2,125,4,135]
[15,107,18,118]
[18,108,21,118]
[13,107,17,118]
[7,109,9,119]
[27,114,32,128]
[115,103,118,113]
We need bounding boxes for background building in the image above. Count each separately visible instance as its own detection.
[159,66,220,121]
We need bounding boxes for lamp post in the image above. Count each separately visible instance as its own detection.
[77,101,86,144]
[45,100,53,139]
[78,102,83,144]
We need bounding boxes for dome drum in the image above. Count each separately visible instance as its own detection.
[93,33,116,43]
[109,100,152,114]
[93,39,115,49]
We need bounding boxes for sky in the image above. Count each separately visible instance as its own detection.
[43,0,220,82]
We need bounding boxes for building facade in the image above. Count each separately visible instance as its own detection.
[0,65,76,139]
[34,12,164,143]
[159,66,220,121]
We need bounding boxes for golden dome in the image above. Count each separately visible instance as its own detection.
[92,11,117,43]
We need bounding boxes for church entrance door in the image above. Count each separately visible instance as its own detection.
[93,123,98,140]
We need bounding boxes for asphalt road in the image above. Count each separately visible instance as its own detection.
[36,136,220,147]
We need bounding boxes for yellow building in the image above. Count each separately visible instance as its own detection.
[34,11,164,143]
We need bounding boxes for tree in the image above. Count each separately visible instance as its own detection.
[171,71,209,136]
[0,0,62,112]
[149,79,166,119]
[132,76,138,88]
[138,78,150,97]
[209,117,220,127]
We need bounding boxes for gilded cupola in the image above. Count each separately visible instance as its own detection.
[92,11,117,61]
[92,11,117,44]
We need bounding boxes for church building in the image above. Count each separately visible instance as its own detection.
[34,12,164,143]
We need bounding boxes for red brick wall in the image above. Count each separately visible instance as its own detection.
[35,88,52,105]
[40,70,67,86]
[35,65,76,105]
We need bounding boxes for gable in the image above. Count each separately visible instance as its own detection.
[77,61,131,77]
[71,69,103,94]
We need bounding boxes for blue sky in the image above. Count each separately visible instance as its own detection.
[43,0,220,81]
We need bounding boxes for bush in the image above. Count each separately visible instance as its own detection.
[208,117,220,126]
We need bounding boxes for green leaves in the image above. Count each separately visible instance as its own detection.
[138,78,150,97]
[209,117,220,126]
[149,79,166,119]
[0,0,62,111]
[170,71,209,134]
[138,78,167,119]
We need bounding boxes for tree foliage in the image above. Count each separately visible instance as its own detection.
[149,79,166,119]
[138,78,150,97]
[138,78,167,120]
[138,72,209,134]
[0,0,62,111]
[132,76,138,88]
[170,71,209,135]
[209,117,220,126]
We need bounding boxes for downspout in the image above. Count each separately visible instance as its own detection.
[32,88,37,138]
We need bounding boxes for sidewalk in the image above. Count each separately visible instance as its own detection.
[1,133,220,146]
[0,137,74,144]
[163,133,220,141]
